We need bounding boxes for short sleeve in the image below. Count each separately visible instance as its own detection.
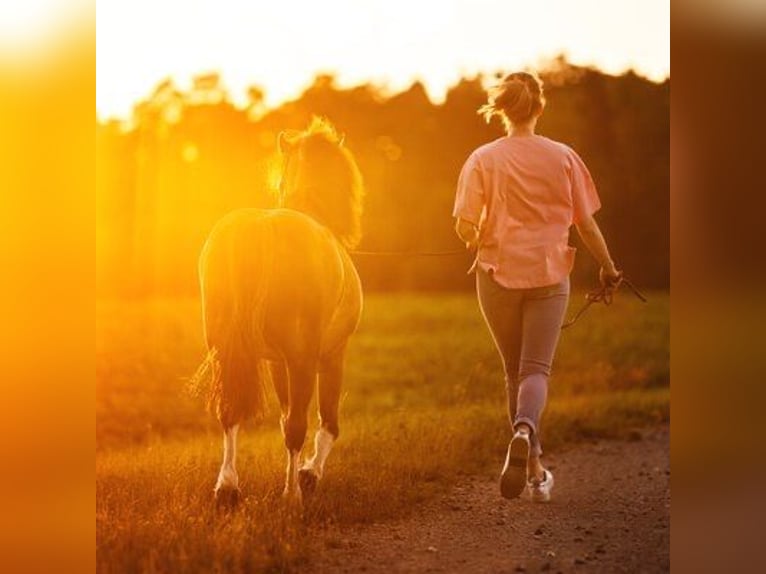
[453,153,485,225]
[568,149,602,224]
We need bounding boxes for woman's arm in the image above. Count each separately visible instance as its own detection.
[575,214,621,284]
[455,218,480,249]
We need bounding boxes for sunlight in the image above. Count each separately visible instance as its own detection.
[0,0,57,44]
[96,0,669,119]
[0,0,90,49]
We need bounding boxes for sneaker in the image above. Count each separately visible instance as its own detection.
[527,469,554,503]
[500,430,530,499]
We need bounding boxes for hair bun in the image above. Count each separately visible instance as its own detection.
[477,71,545,127]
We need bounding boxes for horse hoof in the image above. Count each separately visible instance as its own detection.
[298,468,318,497]
[215,487,241,510]
[281,488,304,515]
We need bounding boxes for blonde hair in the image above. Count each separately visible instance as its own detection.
[478,72,545,128]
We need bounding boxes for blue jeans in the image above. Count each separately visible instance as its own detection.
[476,268,570,457]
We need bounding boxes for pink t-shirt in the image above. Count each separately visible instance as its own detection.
[453,135,601,289]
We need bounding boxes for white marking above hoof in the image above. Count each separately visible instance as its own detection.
[216,425,240,491]
[215,466,239,491]
[283,449,303,506]
[303,427,335,480]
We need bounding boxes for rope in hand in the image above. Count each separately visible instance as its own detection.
[349,249,467,256]
[561,273,648,330]
[349,219,480,264]
[350,247,646,329]
[350,247,480,274]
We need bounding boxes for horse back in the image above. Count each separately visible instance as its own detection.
[200,208,361,360]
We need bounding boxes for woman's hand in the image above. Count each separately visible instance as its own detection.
[455,218,481,250]
[465,231,480,250]
[599,262,622,287]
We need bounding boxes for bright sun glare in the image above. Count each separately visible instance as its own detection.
[96,0,669,120]
[0,0,89,50]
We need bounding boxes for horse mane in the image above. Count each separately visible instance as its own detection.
[279,117,364,249]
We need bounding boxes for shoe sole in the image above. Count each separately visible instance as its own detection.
[500,435,529,499]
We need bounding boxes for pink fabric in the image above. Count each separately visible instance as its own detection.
[453,135,601,289]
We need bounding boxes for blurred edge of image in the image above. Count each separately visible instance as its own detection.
[673,1,766,572]
[0,1,94,573]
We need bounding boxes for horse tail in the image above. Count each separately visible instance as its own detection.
[195,218,274,428]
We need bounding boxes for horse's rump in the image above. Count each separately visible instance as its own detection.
[197,208,358,426]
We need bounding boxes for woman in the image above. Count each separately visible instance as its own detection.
[453,72,621,502]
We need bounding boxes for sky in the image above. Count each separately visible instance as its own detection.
[96,0,669,120]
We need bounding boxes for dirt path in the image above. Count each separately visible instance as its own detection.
[313,426,669,573]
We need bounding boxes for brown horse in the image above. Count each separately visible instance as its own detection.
[197,117,363,506]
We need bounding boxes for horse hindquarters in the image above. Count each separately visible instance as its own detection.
[295,250,361,496]
[198,214,274,503]
[204,305,269,428]
[200,216,274,428]
[201,296,272,505]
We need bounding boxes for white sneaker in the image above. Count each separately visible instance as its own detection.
[500,430,530,499]
[527,469,554,503]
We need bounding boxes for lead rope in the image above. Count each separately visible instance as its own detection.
[561,274,647,330]
[351,246,647,330]
[351,247,480,275]
[349,247,479,275]
[349,249,466,256]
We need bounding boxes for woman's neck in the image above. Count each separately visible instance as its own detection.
[508,120,537,137]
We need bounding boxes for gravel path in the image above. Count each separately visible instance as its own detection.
[312,426,670,573]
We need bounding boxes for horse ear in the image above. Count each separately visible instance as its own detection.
[278,130,300,155]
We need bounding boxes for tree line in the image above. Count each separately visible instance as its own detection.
[97,58,669,296]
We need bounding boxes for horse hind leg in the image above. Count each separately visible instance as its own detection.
[215,423,241,508]
[213,348,247,509]
[204,339,244,508]
[209,333,261,509]
[299,346,345,496]
[281,358,317,505]
[269,361,289,435]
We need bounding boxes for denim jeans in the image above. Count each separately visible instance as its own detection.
[476,268,570,456]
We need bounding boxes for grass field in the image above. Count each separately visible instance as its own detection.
[96,292,669,572]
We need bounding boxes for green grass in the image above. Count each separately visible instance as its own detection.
[96,292,669,572]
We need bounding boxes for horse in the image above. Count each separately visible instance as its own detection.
[196,117,364,506]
